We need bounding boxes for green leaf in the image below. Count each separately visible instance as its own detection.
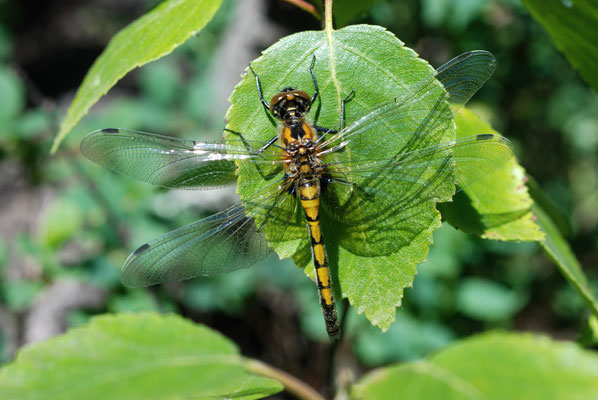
[0,65,25,121]
[456,278,524,321]
[439,108,544,241]
[1,280,43,312]
[226,25,452,330]
[0,313,282,399]
[353,332,598,400]
[440,110,597,318]
[529,180,598,317]
[522,0,598,91]
[51,0,223,153]
[38,197,85,248]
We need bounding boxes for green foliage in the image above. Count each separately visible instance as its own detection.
[42,0,594,337]
[353,310,456,365]
[227,25,453,331]
[1,280,43,312]
[523,0,598,91]
[0,65,24,122]
[38,197,85,249]
[529,179,598,317]
[52,0,223,152]
[0,313,283,399]
[456,277,524,322]
[439,108,543,241]
[3,1,593,396]
[353,332,598,400]
[421,0,490,32]
[333,0,381,26]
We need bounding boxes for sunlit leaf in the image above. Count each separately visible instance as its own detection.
[225,25,497,330]
[52,0,223,153]
[439,108,543,241]
[353,332,598,400]
[0,313,282,399]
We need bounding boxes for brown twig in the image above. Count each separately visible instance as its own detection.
[244,359,326,400]
[281,0,321,20]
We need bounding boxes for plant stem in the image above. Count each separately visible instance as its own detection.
[281,0,320,19]
[324,0,333,32]
[244,359,326,400]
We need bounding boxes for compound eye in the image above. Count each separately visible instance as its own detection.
[290,90,311,113]
[269,92,287,115]
[290,90,310,102]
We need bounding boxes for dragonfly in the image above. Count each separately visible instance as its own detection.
[80,50,513,340]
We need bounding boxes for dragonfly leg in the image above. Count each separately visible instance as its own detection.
[309,55,319,104]
[314,125,337,135]
[313,89,355,136]
[248,63,270,112]
[339,89,355,131]
[224,128,278,154]
[258,135,279,153]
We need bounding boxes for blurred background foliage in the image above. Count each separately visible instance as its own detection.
[0,0,596,384]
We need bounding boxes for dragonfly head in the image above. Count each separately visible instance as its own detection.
[269,88,311,120]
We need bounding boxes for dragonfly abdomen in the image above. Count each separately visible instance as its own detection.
[298,178,340,339]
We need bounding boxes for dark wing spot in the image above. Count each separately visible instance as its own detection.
[102,128,120,134]
[476,134,495,141]
[133,243,150,256]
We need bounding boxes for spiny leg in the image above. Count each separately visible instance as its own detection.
[224,128,278,154]
[309,55,319,104]
[245,63,280,153]
[314,89,356,140]
[248,63,270,112]
[339,89,355,131]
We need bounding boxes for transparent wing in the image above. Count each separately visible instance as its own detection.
[122,176,299,287]
[328,134,513,190]
[318,51,496,155]
[81,128,285,189]
[321,134,513,257]
[436,50,496,111]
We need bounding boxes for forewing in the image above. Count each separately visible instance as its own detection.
[81,128,284,189]
[436,50,496,112]
[122,177,298,287]
[318,50,496,157]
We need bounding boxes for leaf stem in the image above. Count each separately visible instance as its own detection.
[244,359,325,400]
[324,0,334,32]
[281,0,321,19]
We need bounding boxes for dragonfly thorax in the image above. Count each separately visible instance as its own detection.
[285,138,323,180]
[287,138,316,154]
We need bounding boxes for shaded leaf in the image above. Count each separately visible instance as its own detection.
[523,0,598,91]
[52,0,223,152]
[0,313,282,399]
[0,65,25,121]
[456,278,524,321]
[529,180,598,317]
[333,0,381,26]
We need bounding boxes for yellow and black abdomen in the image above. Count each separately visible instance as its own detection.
[298,178,340,339]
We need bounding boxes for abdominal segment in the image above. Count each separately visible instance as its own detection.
[298,178,340,339]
